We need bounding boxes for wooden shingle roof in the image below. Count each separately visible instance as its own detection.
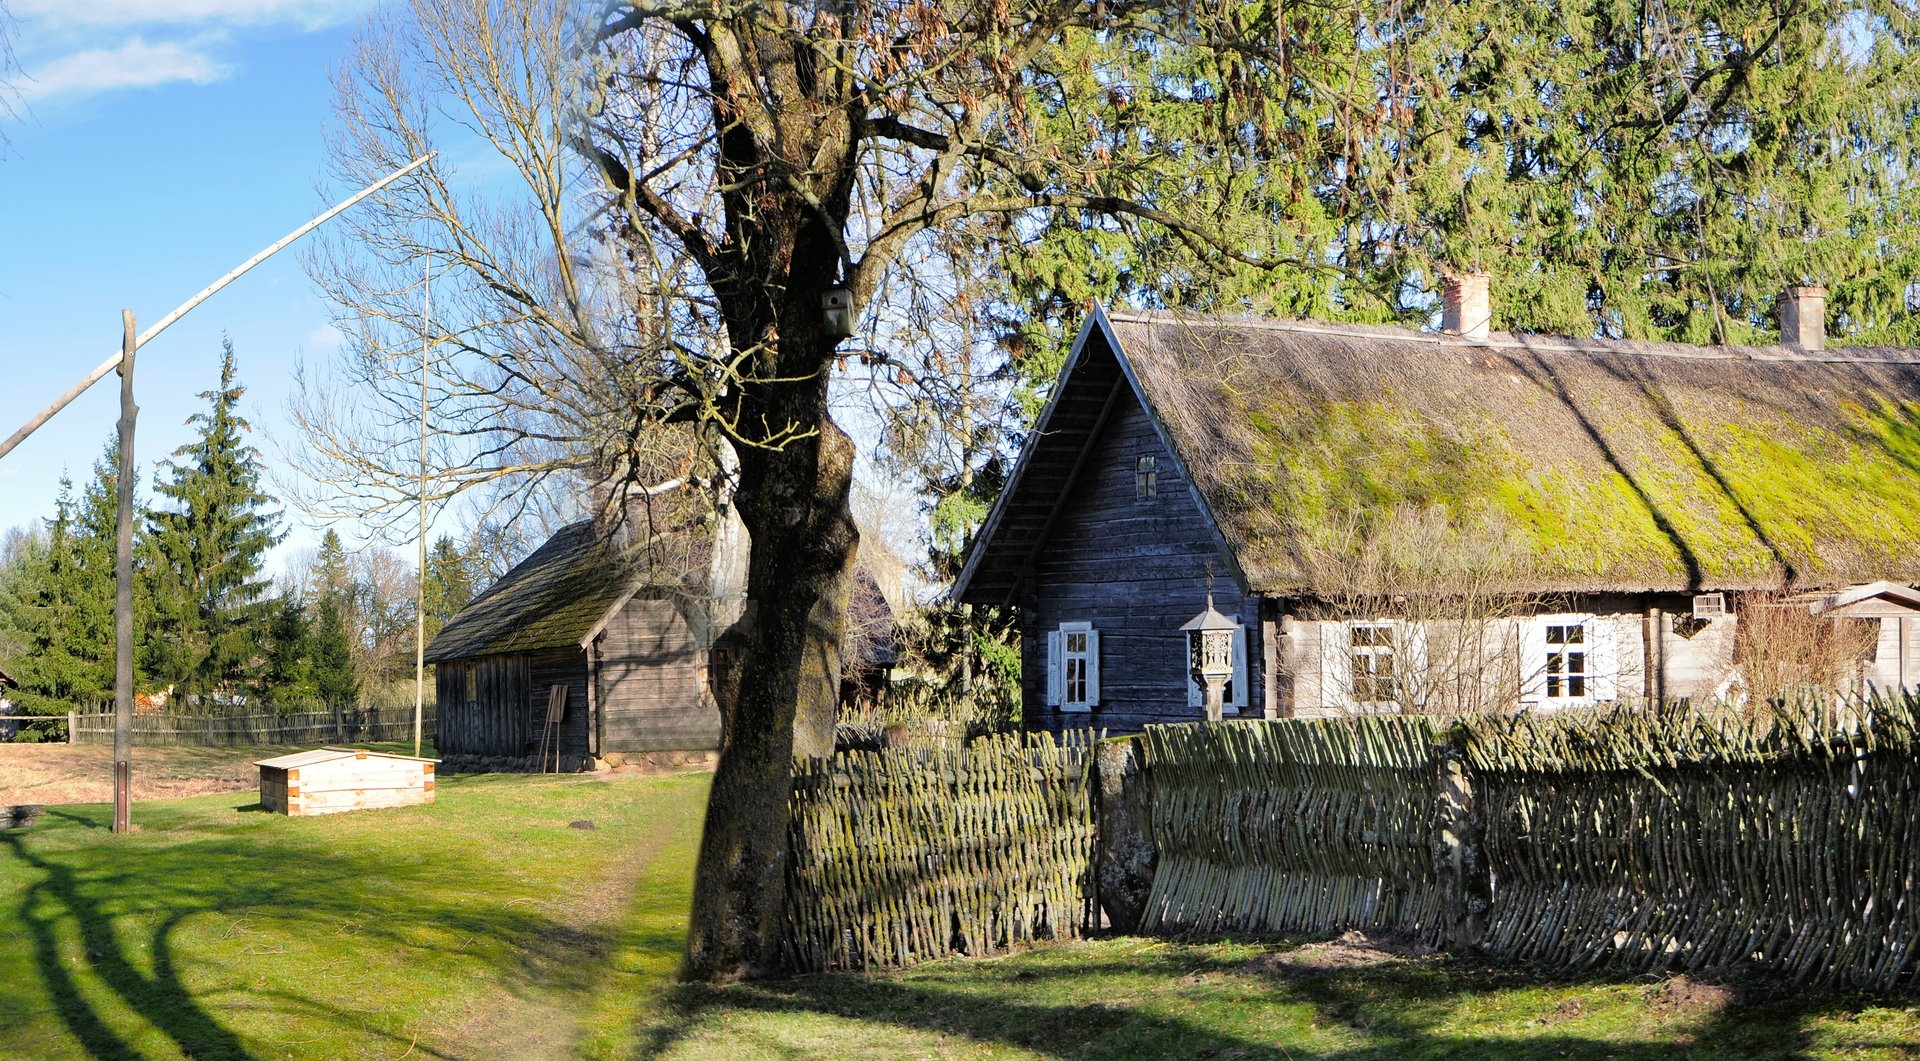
[956,307,1920,602]
[423,521,636,663]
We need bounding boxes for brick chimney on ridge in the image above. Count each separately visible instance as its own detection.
[1777,285,1827,352]
[1442,272,1492,341]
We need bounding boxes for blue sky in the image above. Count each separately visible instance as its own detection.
[0,0,382,575]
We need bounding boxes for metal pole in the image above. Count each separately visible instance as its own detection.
[415,255,431,759]
[0,153,436,463]
[112,310,138,834]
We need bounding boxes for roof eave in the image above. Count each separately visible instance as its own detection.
[950,308,1109,606]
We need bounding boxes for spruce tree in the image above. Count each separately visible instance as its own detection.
[144,340,285,701]
[420,535,474,644]
[311,595,358,710]
[0,440,144,713]
[261,595,316,707]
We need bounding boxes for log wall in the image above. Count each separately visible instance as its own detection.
[596,597,721,752]
[1022,391,1261,735]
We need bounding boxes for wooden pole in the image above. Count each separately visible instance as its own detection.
[112,310,137,835]
[415,255,431,759]
[0,154,435,463]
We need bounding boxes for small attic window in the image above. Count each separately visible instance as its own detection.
[1135,455,1157,500]
[464,666,477,704]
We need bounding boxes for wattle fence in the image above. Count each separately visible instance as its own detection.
[782,729,1098,972]
[783,696,1920,988]
[67,705,434,747]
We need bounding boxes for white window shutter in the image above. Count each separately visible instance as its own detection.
[1228,625,1249,711]
[1322,622,1352,711]
[1403,622,1430,711]
[1519,618,1547,705]
[1085,628,1101,705]
[1592,618,1619,701]
[1046,629,1062,706]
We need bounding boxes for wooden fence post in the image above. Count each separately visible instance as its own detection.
[1433,734,1490,950]
[1093,734,1156,933]
[66,710,75,745]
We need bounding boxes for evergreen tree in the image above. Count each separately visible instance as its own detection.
[144,340,285,700]
[311,596,358,710]
[0,441,144,712]
[420,535,474,644]
[260,595,316,707]
[312,528,352,603]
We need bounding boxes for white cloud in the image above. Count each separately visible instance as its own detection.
[303,323,345,354]
[13,0,370,33]
[19,37,232,101]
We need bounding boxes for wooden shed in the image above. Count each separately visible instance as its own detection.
[425,520,737,770]
[256,747,437,816]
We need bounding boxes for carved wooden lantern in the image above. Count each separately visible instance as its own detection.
[1182,594,1236,723]
[821,286,855,339]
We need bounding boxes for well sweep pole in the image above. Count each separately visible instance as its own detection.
[111,310,137,834]
[0,153,435,463]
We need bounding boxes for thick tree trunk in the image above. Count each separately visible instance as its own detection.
[684,414,857,982]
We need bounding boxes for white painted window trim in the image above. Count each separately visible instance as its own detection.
[1048,621,1099,713]
[1316,620,1431,714]
[1521,613,1617,708]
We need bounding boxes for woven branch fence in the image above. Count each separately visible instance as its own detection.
[1139,717,1446,938]
[1465,699,1920,988]
[783,729,1097,972]
[1129,697,1920,988]
[69,705,434,747]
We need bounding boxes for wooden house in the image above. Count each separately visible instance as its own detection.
[255,747,437,816]
[953,286,1920,733]
[425,519,737,770]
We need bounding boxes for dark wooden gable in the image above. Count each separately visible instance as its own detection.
[955,308,1245,610]
[954,309,1263,731]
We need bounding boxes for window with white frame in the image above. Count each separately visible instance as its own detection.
[1350,623,1398,705]
[1187,623,1249,714]
[1322,620,1424,712]
[1135,455,1157,500]
[1046,622,1100,712]
[1544,621,1588,700]
[1522,614,1616,706]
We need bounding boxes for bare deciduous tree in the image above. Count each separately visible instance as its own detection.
[288,0,714,542]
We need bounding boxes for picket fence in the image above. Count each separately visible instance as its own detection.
[67,705,434,748]
[782,729,1098,972]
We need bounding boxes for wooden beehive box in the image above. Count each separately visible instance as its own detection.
[255,747,439,816]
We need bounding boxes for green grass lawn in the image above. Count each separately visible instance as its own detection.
[0,770,707,1060]
[4,771,1919,1060]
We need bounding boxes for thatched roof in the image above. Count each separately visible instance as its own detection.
[957,307,1920,602]
[424,521,637,663]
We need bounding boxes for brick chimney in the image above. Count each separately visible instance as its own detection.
[1778,285,1827,352]
[1442,272,1492,341]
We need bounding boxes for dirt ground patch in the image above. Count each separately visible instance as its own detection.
[1247,930,1440,975]
[1645,973,1738,1016]
[0,743,269,805]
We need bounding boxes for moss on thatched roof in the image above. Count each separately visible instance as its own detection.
[1112,310,1920,594]
[424,521,636,663]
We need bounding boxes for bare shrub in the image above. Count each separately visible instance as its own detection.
[1298,505,1558,717]
[1733,589,1879,706]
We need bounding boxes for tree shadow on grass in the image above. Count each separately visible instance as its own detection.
[633,943,1920,1061]
[0,812,624,1060]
